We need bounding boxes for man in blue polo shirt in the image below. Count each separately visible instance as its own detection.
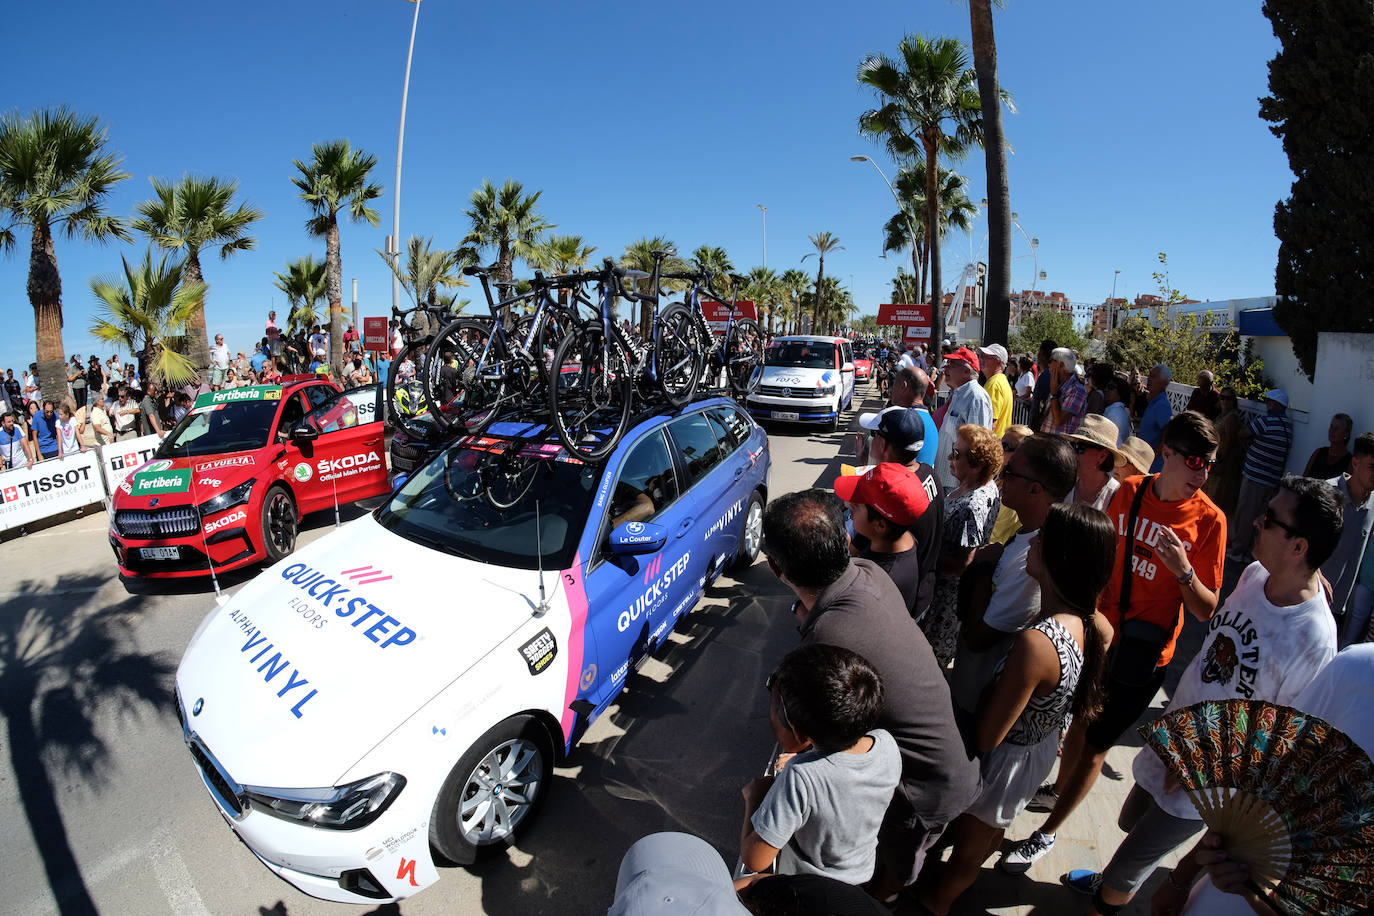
[1138,364,1175,471]
[32,399,60,461]
[1228,388,1294,560]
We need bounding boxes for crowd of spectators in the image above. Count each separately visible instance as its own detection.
[0,314,403,471]
[611,336,1374,915]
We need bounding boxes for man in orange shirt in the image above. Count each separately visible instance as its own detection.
[1001,411,1226,874]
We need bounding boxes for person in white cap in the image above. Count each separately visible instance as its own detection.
[1227,389,1293,561]
[977,343,1013,437]
[607,832,750,914]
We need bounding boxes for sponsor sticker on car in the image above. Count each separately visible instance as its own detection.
[194,385,283,409]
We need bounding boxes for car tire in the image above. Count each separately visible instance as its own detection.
[729,490,765,573]
[260,486,298,563]
[429,716,553,866]
[828,397,841,432]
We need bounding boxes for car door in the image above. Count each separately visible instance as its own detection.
[699,405,755,570]
[663,408,732,597]
[838,339,855,406]
[578,427,689,708]
[286,383,388,513]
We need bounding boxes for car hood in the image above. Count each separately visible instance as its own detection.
[112,450,268,509]
[759,366,837,388]
[176,513,552,787]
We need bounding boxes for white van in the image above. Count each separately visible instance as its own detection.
[745,335,855,430]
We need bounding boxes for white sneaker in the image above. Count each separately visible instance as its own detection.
[1025,783,1058,813]
[1000,830,1055,875]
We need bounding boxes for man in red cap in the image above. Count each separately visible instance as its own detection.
[934,346,994,492]
[835,463,932,618]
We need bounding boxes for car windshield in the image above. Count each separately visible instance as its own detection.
[374,441,599,570]
[766,341,835,370]
[156,401,279,457]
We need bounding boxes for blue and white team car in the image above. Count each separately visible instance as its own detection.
[745,334,856,431]
[174,396,770,903]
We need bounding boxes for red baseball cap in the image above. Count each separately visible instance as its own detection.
[833,463,932,527]
[945,346,980,373]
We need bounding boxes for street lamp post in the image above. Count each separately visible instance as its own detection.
[757,204,767,270]
[1110,268,1121,331]
[850,155,936,349]
[390,0,422,317]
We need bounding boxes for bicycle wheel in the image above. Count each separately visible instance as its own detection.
[511,307,574,402]
[549,324,633,462]
[724,317,765,397]
[386,339,434,439]
[653,303,703,407]
[424,318,506,436]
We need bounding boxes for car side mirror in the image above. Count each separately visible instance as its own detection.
[609,520,667,555]
[290,423,319,444]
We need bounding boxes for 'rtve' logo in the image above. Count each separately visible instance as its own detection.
[643,554,662,584]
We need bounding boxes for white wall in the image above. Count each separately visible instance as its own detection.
[1290,332,1374,476]
[1250,336,1314,413]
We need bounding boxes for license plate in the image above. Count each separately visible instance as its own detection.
[773,411,799,421]
[139,547,180,560]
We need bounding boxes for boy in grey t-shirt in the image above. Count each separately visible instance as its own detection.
[739,644,902,886]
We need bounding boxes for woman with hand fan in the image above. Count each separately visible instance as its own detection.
[1065,476,1343,916]
[918,503,1115,915]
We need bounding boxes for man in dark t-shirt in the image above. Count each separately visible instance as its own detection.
[762,490,980,902]
[853,405,943,619]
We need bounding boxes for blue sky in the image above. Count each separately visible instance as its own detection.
[1,0,1287,372]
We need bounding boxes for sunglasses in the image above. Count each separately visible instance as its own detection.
[1001,467,1042,488]
[1173,450,1217,472]
[764,672,794,733]
[1261,506,1303,539]
[1001,440,1016,452]
[1070,440,1104,455]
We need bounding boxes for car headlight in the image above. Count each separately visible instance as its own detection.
[197,481,254,518]
[815,385,837,397]
[243,772,406,830]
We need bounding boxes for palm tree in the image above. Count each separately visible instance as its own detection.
[378,235,469,333]
[859,35,994,357]
[536,234,596,305]
[970,0,1014,346]
[744,266,782,334]
[691,245,735,288]
[462,179,552,302]
[292,140,383,382]
[131,175,263,373]
[272,255,329,335]
[882,165,978,303]
[805,276,855,334]
[801,232,843,335]
[621,237,690,335]
[891,268,920,304]
[89,248,206,388]
[778,268,812,334]
[0,107,131,401]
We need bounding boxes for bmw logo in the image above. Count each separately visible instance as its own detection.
[192,697,204,717]
[780,388,791,398]
[625,522,644,535]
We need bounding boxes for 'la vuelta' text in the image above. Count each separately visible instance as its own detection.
[230,610,316,718]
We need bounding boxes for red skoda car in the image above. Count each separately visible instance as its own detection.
[109,379,390,581]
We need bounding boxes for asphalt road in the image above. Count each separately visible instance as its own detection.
[0,400,863,916]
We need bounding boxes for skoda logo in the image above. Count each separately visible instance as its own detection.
[625,522,644,535]
[192,697,204,717]
[148,497,160,508]
[780,388,791,398]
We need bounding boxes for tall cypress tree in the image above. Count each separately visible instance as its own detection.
[1261,0,1374,379]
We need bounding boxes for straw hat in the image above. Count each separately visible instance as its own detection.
[1116,436,1154,476]
[1065,414,1125,455]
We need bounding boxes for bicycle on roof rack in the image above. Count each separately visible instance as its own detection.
[660,267,765,399]
[385,295,468,440]
[420,266,585,437]
[547,252,704,462]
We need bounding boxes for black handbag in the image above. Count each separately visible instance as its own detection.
[1108,475,1174,686]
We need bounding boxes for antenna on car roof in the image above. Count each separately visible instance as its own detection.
[534,499,550,617]
[188,476,227,604]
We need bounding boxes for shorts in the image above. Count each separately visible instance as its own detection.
[1083,663,1168,752]
[875,789,946,888]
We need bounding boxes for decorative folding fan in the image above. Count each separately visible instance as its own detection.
[1138,698,1374,916]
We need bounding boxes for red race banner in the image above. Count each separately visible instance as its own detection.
[876,303,933,341]
[362,316,389,351]
[701,299,757,332]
